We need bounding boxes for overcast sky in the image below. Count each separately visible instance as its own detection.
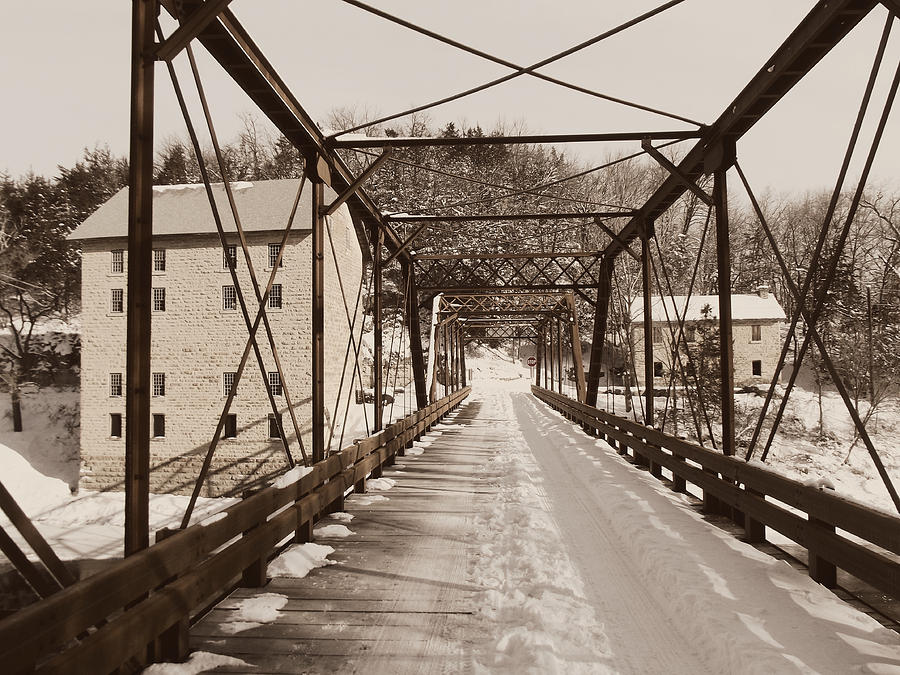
[1,1,898,197]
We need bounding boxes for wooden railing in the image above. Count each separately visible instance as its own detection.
[0,386,471,674]
[533,386,900,599]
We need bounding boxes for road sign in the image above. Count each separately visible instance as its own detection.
[526,356,537,367]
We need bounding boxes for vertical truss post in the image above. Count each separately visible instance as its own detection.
[450,322,457,391]
[311,176,326,463]
[373,226,384,432]
[459,327,467,387]
[405,264,428,409]
[536,324,543,387]
[566,293,587,402]
[586,258,613,406]
[124,0,156,557]
[441,322,449,398]
[555,315,563,394]
[550,318,557,392]
[641,228,654,426]
[711,144,736,455]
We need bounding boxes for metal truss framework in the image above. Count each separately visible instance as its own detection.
[115,0,900,558]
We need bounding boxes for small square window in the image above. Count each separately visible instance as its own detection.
[152,413,166,439]
[110,372,123,397]
[153,287,166,312]
[752,360,762,377]
[651,326,663,344]
[111,288,124,313]
[653,361,664,378]
[110,413,122,438]
[268,243,283,268]
[223,244,237,270]
[225,413,237,439]
[751,324,762,342]
[268,413,282,440]
[268,284,282,309]
[223,371,237,397]
[153,249,166,272]
[223,285,237,311]
[268,371,282,397]
[111,250,124,274]
[152,372,165,397]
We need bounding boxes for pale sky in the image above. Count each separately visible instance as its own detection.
[1,1,898,197]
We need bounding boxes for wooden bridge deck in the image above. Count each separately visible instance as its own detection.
[190,399,494,674]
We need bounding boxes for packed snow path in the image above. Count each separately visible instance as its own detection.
[184,378,900,674]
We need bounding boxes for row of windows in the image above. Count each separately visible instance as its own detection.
[109,284,283,313]
[110,244,283,274]
[108,412,283,440]
[652,359,763,378]
[650,324,763,344]
[109,371,281,397]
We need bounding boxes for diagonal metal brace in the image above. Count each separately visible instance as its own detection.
[594,217,640,261]
[155,0,234,62]
[641,138,712,206]
[322,148,392,217]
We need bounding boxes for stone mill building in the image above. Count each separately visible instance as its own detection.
[69,180,365,496]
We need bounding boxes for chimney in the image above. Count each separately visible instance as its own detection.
[756,284,770,299]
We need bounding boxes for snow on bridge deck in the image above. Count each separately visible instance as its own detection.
[184,369,900,674]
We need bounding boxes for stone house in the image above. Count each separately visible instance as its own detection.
[630,288,786,388]
[68,180,365,496]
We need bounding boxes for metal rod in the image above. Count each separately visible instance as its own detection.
[324,149,392,217]
[374,226,384,431]
[585,259,613,407]
[388,211,636,223]
[641,139,712,205]
[594,219,640,261]
[641,231,654,425]
[155,0,233,62]
[124,0,156,557]
[405,263,429,408]
[312,179,326,462]
[713,156,736,455]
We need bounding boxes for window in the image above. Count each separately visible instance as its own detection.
[685,325,696,343]
[653,361,664,378]
[268,284,282,309]
[110,413,122,438]
[153,248,166,272]
[152,372,165,397]
[111,288,124,313]
[223,285,237,310]
[223,244,237,270]
[752,360,762,377]
[111,250,124,274]
[110,372,123,397]
[268,243,282,268]
[751,324,762,342]
[651,326,663,344]
[225,414,237,439]
[153,287,166,312]
[152,413,166,438]
[223,372,237,397]
[268,413,282,440]
[268,371,282,397]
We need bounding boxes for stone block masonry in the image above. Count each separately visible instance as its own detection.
[78,211,363,497]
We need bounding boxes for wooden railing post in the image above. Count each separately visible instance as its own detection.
[809,518,837,587]
[241,489,267,588]
[154,528,189,664]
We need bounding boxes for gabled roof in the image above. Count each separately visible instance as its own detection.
[630,294,786,323]
[67,180,369,261]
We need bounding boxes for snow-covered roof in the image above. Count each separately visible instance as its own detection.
[68,179,342,240]
[630,294,786,323]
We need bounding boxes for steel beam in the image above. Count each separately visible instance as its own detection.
[566,294,587,402]
[585,259,613,407]
[373,227,384,431]
[642,233,654,426]
[404,263,428,408]
[311,178,326,462]
[713,157,736,455]
[155,0,233,62]
[388,211,636,223]
[124,0,156,557]
[328,130,702,149]
[323,149,392,217]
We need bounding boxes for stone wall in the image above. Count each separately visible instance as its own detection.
[78,209,363,497]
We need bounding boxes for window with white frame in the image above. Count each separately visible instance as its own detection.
[751,324,762,342]
[268,243,282,268]
[111,249,124,274]
[223,285,237,310]
[153,248,166,272]
[110,372,123,397]
[153,287,166,312]
[223,244,237,270]
[268,284,282,309]
[268,371,282,397]
[111,288,124,313]
[223,371,237,397]
[152,372,165,397]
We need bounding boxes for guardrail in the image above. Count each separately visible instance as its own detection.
[532,386,900,600]
[0,386,471,674]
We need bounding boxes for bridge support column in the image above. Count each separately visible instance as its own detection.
[374,226,384,432]
[586,258,613,407]
[311,178,326,463]
[124,0,156,557]
[711,145,737,455]
[405,264,428,409]
[460,331,467,387]
[535,324,543,387]
[641,224,654,428]
[567,293,587,402]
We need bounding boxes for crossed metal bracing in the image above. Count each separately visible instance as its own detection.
[106,0,900,559]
